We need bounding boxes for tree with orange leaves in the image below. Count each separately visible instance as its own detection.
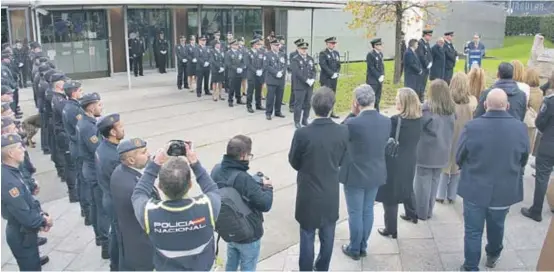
[344,0,446,84]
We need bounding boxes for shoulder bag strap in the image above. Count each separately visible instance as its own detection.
[395,117,402,141]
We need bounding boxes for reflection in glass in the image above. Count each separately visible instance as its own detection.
[233,9,262,41]
[187,9,198,38]
[127,9,173,69]
[200,9,231,41]
[9,10,28,42]
[1,9,8,44]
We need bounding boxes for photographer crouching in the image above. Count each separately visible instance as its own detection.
[131,140,221,271]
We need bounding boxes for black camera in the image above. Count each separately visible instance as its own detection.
[252,171,268,184]
[167,140,192,156]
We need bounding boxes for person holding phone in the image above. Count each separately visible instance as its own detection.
[131,141,221,271]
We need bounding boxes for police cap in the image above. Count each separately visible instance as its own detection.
[199,35,207,41]
[1,116,14,129]
[1,85,13,95]
[33,52,45,60]
[227,31,233,35]
[38,63,51,74]
[269,38,280,45]
[228,39,237,45]
[276,35,285,41]
[97,113,120,132]
[38,56,49,63]
[298,42,309,49]
[238,37,245,42]
[80,92,101,108]
[294,38,305,46]
[371,38,383,47]
[50,72,68,83]
[63,81,82,96]
[423,29,433,35]
[214,30,221,35]
[189,35,196,41]
[444,31,454,36]
[324,36,337,43]
[250,38,260,46]
[1,53,10,60]
[1,133,22,148]
[117,138,147,155]
[43,70,57,82]
[30,41,41,49]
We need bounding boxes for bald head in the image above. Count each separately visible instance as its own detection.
[485,88,509,111]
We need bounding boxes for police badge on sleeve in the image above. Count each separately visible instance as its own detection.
[280,57,285,63]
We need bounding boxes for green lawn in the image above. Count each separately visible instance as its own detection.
[280,36,553,113]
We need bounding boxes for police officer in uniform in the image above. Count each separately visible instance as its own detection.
[2,133,52,270]
[290,41,316,129]
[209,40,225,101]
[443,31,457,85]
[38,68,54,155]
[96,113,124,270]
[366,38,385,111]
[187,35,197,93]
[176,35,189,90]
[264,38,287,120]
[45,71,65,182]
[76,92,110,259]
[225,39,246,107]
[416,30,433,102]
[288,38,304,113]
[521,90,554,222]
[245,38,265,113]
[131,142,221,271]
[130,32,145,77]
[156,32,169,74]
[62,81,88,221]
[33,61,49,109]
[51,73,79,203]
[319,37,341,118]
[195,35,212,97]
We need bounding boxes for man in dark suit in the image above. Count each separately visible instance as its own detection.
[339,84,391,261]
[443,31,458,84]
[365,38,385,111]
[288,87,348,272]
[457,89,529,271]
[156,32,169,74]
[319,37,341,118]
[110,138,155,271]
[429,38,446,81]
[416,30,433,101]
[130,32,145,77]
[404,39,423,100]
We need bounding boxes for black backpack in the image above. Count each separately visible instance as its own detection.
[215,171,256,244]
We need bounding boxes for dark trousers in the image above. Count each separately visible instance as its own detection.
[196,68,210,95]
[417,70,429,102]
[246,77,263,108]
[71,147,90,213]
[83,163,109,243]
[462,200,508,271]
[13,88,19,110]
[19,67,28,87]
[103,197,120,270]
[228,76,242,104]
[6,224,40,271]
[61,147,77,199]
[177,62,188,88]
[321,78,338,92]
[530,153,554,215]
[132,55,143,76]
[444,68,454,85]
[370,83,382,112]
[383,204,399,234]
[299,223,336,271]
[404,191,418,219]
[49,119,65,179]
[293,88,313,124]
[157,54,167,73]
[266,84,284,116]
[289,81,296,109]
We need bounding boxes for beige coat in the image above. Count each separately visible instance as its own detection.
[528,87,544,152]
[443,96,478,174]
[537,177,554,271]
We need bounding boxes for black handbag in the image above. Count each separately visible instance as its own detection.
[385,117,402,157]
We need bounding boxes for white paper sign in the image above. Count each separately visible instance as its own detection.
[47,50,56,60]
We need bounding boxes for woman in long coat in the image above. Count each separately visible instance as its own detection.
[376,87,422,238]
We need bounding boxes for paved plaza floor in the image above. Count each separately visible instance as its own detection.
[1,71,551,271]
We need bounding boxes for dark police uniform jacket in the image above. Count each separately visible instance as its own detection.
[365,50,384,86]
[245,48,264,81]
[416,38,432,72]
[186,44,197,63]
[2,63,17,89]
[444,41,457,71]
[52,92,69,149]
[195,45,211,70]
[403,49,422,89]
[290,54,316,91]
[429,44,446,80]
[156,39,169,57]
[318,49,341,86]
[111,164,155,271]
[176,43,188,65]
[209,49,225,75]
[76,114,100,167]
[95,138,120,197]
[131,161,221,271]
[536,94,554,157]
[62,99,84,158]
[130,38,145,57]
[37,78,49,112]
[263,50,286,87]
[225,49,246,79]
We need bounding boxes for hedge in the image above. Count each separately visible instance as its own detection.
[505,16,554,41]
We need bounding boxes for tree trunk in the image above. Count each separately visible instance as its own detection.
[393,2,404,84]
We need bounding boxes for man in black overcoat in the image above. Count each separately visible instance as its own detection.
[429,38,446,81]
[403,39,423,100]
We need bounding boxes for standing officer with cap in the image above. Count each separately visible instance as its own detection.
[51,73,79,203]
[264,37,287,120]
[416,30,433,102]
[176,35,189,90]
[245,38,265,113]
[62,81,87,220]
[187,35,198,92]
[443,31,457,85]
[155,31,169,74]
[521,89,554,222]
[2,133,53,270]
[76,92,110,259]
[366,38,385,111]
[130,32,145,77]
[290,41,316,129]
[319,37,341,118]
[195,35,212,97]
[225,39,246,107]
[33,63,49,110]
[96,113,124,270]
[288,38,305,113]
[111,138,155,271]
[46,72,66,182]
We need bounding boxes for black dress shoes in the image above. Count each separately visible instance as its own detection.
[400,214,418,224]
[377,228,397,239]
[341,245,360,261]
[37,237,48,246]
[40,255,49,266]
[274,113,285,118]
[521,207,542,222]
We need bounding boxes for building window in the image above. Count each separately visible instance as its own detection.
[233,9,262,41]
[187,9,198,38]
[200,8,231,40]
[9,9,29,43]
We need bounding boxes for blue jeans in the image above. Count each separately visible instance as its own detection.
[299,223,336,271]
[462,200,509,271]
[225,239,261,271]
[344,185,379,254]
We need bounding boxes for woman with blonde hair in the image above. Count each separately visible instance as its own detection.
[436,72,476,204]
[468,67,486,100]
[511,60,530,100]
[412,79,455,220]
[376,87,423,236]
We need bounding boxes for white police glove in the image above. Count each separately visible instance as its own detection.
[219,67,224,73]
[133,54,136,58]
[306,79,315,86]
[237,68,243,74]
[18,63,23,68]
[276,71,283,78]
[256,70,263,76]
[456,56,459,62]
[192,58,197,63]
[204,62,209,67]
[161,50,167,55]
[182,59,187,63]
[427,62,432,69]
[331,73,338,79]
[378,75,384,83]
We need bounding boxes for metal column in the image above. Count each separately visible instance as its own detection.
[35,10,41,44]
[123,5,132,90]
[30,8,37,41]
[310,8,314,56]
[107,8,114,76]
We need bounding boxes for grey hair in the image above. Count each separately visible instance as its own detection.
[158,157,191,200]
[312,87,336,117]
[354,84,375,108]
